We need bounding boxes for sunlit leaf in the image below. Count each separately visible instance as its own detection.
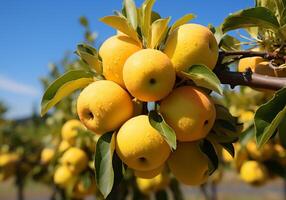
[220,35,241,51]
[123,0,138,30]
[76,44,102,74]
[222,7,280,33]
[41,70,94,116]
[151,17,170,49]
[140,0,156,47]
[148,110,176,150]
[181,64,223,95]
[100,15,140,43]
[169,13,196,33]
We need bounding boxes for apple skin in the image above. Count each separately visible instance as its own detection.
[164,23,219,73]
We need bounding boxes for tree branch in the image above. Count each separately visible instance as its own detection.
[215,69,286,90]
[215,50,286,90]
[219,50,286,60]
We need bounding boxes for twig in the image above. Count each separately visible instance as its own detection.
[215,50,286,90]
[215,69,286,90]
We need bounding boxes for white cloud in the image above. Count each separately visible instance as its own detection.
[0,75,40,97]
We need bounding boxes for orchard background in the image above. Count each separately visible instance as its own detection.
[1,0,286,200]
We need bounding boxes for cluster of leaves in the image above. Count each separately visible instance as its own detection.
[222,0,286,51]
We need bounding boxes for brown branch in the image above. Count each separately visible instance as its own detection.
[215,69,286,90]
[219,50,285,60]
[215,50,286,90]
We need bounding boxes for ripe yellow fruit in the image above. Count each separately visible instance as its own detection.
[77,80,133,135]
[54,165,74,188]
[116,115,170,171]
[240,161,268,185]
[40,148,55,164]
[61,119,85,144]
[99,35,141,87]
[168,141,209,186]
[136,173,170,194]
[160,86,216,142]
[246,140,274,161]
[238,57,275,76]
[123,49,175,102]
[61,147,88,174]
[134,164,164,179]
[58,140,71,153]
[164,23,218,72]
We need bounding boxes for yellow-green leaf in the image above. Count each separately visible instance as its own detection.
[148,110,176,150]
[100,15,139,43]
[123,0,138,30]
[181,64,223,95]
[140,0,156,47]
[151,17,170,49]
[169,13,196,33]
[41,70,94,116]
[76,44,102,74]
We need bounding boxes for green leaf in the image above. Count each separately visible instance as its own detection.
[210,25,225,45]
[148,110,176,150]
[100,15,140,43]
[140,0,156,47]
[279,115,286,148]
[215,119,237,132]
[199,139,218,175]
[41,70,94,116]
[95,132,116,198]
[255,87,286,148]
[215,104,238,126]
[81,171,92,189]
[220,143,235,157]
[79,16,89,27]
[151,17,170,49]
[181,64,223,95]
[169,13,196,33]
[76,44,102,74]
[220,35,241,51]
[210,123,239,143]
[222,7,280,33]
[123,0,138,30]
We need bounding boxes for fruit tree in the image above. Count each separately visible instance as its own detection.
[38,0,286,199]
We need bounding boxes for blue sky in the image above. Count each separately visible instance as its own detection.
[0,0,253,119]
